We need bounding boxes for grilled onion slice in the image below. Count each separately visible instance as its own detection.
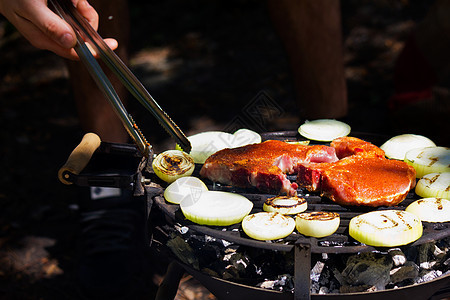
[152,150,195,183]
[298,119,351,142]
[164,176,208,204]
[380,134,436,160]
[404,146,450,178]
[242,212,295,241]
[415,172,450,199]
[263,196,307,215]
[349,210,423,247]
[180,191,253,226]
[406,198,450,223]
[295,212,340,238]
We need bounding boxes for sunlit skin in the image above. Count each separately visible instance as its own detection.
[0,0,117,60]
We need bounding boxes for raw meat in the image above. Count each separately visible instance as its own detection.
[330,136,385,159]
[200,137,416,207]
[297,156,416,206]
[200,140,338,196]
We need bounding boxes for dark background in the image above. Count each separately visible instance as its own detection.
[0,1,448,299]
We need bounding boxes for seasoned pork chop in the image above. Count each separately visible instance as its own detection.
[330,136,385,159]
[200,137,416,207]
[200,140,338,196]
[297,156,416,206]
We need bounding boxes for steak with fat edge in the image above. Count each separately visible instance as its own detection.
[200,137,416,206]
[200,140,338,196]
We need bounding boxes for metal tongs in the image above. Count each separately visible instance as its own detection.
[49,0,191,157]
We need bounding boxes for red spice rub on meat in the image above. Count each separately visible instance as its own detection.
[200,140,338,196]
[297,155,416,207]
[200,137,416,207]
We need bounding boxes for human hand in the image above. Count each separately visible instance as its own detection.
[0,0,117,60]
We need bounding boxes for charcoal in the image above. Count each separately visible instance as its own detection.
[417,242,435,267]
[174,224,189,234]
[389,261,419,284]
[341,252,393,290]
[161,221,449,296]
[245,247,294,277]
[319,265,340,293]
[444,257,450,267]
[258,274,294,292]
[415,269,443,284]
[221,251,253,280]
[166,234,200,270]
[318,286,330,294]
[310,261,325,282]
[388,248,406,266]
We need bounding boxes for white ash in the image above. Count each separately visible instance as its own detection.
[205,235,216,243]
[165,225,450,295]
[257,274,294,292]
[221,239,232,247]
[174,224,189,234]
[420,261,437,270]
[414,270,443,284]
[389,261,419,284]
[388,248,407,266]
[310,261,325,282]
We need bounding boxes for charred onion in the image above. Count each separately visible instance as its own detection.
[404,146,450,178]
[263,196,307,215]
[295,212,340,238]
[242,212,295,241]
[415,172,450,199]
[349,210,423,247]
[406,198,450,223]
[152,150,195,183]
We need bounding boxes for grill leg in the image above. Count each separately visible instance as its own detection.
[155,261,185,300]
[295,239,311,300]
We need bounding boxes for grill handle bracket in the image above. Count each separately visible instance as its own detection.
[58,133,101,185]
[294,238,311,300]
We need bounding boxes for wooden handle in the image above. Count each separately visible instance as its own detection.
[58,133,101,185]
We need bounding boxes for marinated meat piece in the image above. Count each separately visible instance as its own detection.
[201,136,416,207]
[297,156,416,207]
[331,136,385,159]
[200,140,338,196]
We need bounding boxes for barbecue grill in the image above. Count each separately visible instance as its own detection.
[60,130,450,300]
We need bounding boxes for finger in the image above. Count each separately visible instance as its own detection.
[15,17,79,59]
[75,0,99,30]
[16,1,77,49]
[83,38,118,58]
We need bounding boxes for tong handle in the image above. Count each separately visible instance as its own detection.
[58,133,101,185]
[49,0,151,157]
[51,0,192,153]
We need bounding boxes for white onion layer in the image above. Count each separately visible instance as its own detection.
[380,134,436,160]
[180,191,253,226]
[164,176,208,204]
[404,146,450,178]
[295,212,340,238]
[298,119,351,142]
[406,198,450,223]
[415,172,450,199]
[177,129,261,163]
[242,212,295,241]
[349,210,423,247]
[263,196,307,215]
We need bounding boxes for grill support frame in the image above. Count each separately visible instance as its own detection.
[61,135,450,299]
